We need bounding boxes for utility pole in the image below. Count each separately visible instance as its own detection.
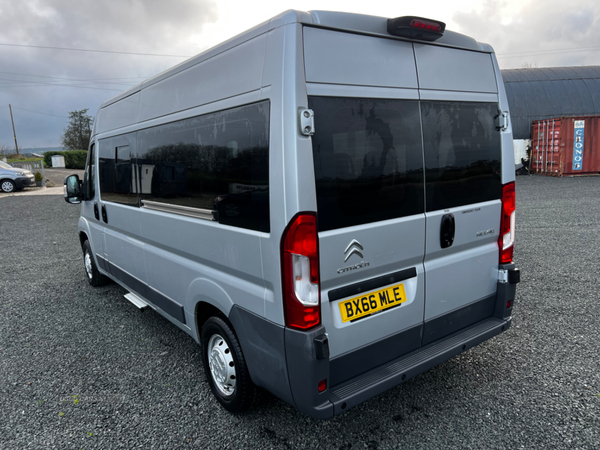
[9,104,19,155]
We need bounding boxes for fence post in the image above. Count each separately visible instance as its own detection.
[41,160,46,187]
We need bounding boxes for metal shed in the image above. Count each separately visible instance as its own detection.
[501,66,600,139]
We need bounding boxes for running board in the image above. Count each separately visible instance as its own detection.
[124,292,153,311]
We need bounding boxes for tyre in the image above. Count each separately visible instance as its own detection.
[201,316,256,413]
[1,180,15,193]
[82,240,108,287]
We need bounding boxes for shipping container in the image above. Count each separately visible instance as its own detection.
[531,116,600,176]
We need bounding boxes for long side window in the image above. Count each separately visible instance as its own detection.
[309,96,424,232]
[98,133,138,206]
[421,101,501,212]
[137,101,270,232]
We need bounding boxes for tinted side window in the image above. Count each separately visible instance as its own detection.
[137,101,270,232]
[84,143,95,200]
[421,102,501,211]
[98,133,138,206]
[309,96,424,232]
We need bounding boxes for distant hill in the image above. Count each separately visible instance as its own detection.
[19,147,63,154]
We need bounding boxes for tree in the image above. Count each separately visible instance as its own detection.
[0,142,12,156]
[61,109,93,150]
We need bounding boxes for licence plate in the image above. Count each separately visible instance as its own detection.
[338,282,407,323]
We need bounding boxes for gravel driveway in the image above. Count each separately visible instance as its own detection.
[0,175,598,449]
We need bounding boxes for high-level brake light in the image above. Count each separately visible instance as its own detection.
[387,16,446,41]
[499,182,516,264]
[281,213,320,330]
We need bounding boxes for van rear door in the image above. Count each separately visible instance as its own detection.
[415,46,503,344]
[308,96,427,386]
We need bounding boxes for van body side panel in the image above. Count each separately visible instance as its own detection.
[140,213,266,319]
[414,45,498,93]
[102,206,147,291]
[138,34,267,122]
[490,53,516,185]
[96,92,140,135]
[304,27,418,89]
[261,24,315,325]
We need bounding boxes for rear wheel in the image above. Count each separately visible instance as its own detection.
[1,180,15,193]
[82,240,107,287]
[201,316,256,413]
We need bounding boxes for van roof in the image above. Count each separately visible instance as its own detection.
[100,10,490,109]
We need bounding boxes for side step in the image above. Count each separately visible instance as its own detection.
[124,292,153,311]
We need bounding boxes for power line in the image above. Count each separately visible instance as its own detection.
[0,71,149,82]
[0,76,137,88]
[497,46,600,59]
[0,42,191,58]
[10,106,67,119]
[0,77,124,91]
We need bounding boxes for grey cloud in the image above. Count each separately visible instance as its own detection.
[0,0,218,148]
[452,0,600,69]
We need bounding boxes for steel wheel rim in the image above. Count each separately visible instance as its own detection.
[1,181,14,193]
[84,252,93,279]
[207,333,236,397]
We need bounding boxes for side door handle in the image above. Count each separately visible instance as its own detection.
[440,213,455,249]
[93,202,100,221]
[101,204,108,223]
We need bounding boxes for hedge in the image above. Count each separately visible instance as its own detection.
[44,150,88,169]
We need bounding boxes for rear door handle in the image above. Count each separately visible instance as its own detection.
[440,213,455,249]
[101,204,108,223]
[93,202,100,221]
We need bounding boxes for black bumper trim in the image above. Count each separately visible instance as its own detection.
[328,267,417,302]
[328,316,510,416]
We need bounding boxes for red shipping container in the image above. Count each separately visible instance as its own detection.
[531,116,600,176]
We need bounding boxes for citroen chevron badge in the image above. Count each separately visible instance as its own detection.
[344,239,364,262]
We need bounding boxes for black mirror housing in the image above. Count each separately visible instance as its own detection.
[64,174,83,204]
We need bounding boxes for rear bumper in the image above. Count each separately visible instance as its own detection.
[284,265,519,419]
[327,316,510,416]
[284,315,510,419]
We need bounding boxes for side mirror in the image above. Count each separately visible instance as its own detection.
[64,174,83,204]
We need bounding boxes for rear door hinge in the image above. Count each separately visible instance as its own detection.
[495,110,509,131]
[299,108,315,136]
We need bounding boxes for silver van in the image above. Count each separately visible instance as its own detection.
[64,10,520,418]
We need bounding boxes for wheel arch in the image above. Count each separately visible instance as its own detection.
[79,231,89,250]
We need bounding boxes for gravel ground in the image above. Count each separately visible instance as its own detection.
[0,175,599,449]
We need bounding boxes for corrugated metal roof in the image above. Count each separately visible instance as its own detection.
[501,66,600,139]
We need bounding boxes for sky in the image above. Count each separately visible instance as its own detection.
[0,0,598,149]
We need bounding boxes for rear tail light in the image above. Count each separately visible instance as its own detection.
[499,182,516,264]
[281,213,320,330]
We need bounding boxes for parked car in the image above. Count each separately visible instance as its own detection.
[0,160,35,193]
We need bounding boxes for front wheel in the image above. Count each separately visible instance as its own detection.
[201,316,256,413]
[82,240,107,287]
[1,180,15,193]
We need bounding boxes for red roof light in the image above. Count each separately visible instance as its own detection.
[388,16,446,41]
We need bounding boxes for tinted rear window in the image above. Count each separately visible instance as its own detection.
[309,96,424,232]
[421,101,501,211]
